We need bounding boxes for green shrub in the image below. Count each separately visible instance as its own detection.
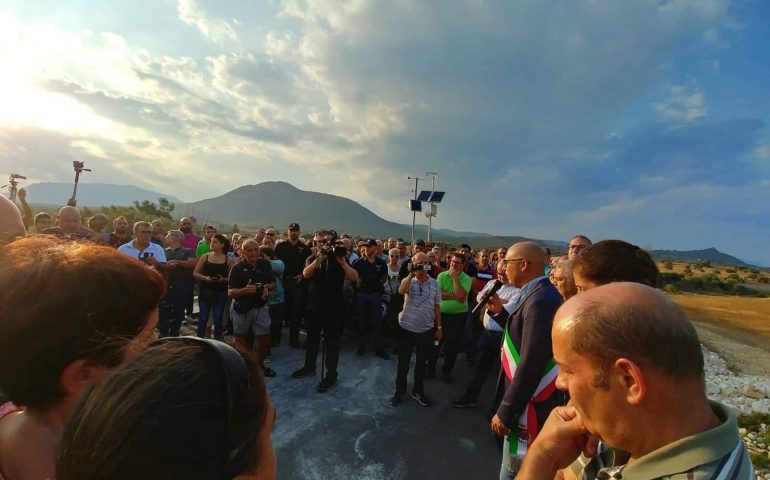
[663,284,678,294]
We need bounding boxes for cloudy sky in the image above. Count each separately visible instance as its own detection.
[1,0,768,264]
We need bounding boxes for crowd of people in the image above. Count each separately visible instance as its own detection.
[0,193,754,480]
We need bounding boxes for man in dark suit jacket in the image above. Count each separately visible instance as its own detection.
[486,241,565,480]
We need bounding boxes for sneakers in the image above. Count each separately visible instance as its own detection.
[390,394,402,406]
[265,355,272,363]
[317,376,338,393]
[374,349,390,360]
[410,392,433,407]
[356,344,366,356]
[452,395,478,409]
[263,367,277,378]
[290,366,315,379]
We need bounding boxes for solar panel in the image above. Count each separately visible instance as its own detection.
[416,190,432,202]
[428,191,445,203]
[409,200,422,212]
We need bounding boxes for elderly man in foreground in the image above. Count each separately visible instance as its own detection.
[517,282,753,480]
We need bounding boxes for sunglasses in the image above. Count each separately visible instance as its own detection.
[151,337,248,476]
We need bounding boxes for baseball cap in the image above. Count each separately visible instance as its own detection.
[288,223,300,231]
[364,239,378,247]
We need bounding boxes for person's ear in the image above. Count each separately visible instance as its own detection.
[59,359,107,397]
[613,358,645,405]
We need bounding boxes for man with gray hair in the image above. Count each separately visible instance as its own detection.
[517,283,753,480]
[159,230,197,337]
[117,221,167,268]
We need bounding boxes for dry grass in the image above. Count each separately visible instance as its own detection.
[671,293,770,339]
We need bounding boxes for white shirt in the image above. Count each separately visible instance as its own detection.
[477,282,520,332]
[117,241,167,264]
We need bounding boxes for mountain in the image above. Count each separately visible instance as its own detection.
[650,248,748,266]
[24,182,182,207]
[180,181,536,246]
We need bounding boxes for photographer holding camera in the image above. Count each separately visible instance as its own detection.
[291,230,358,393]
[117,221,167,269]
[390,252,442,407]
[228,239,276,376]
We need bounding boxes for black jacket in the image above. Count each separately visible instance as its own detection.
[492,277,565,428]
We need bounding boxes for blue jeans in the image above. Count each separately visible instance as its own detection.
[197,290,227,338]
[158,281,192,337]
[356,291,384,350]
[461,329,503,399]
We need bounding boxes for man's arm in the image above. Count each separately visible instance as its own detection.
[339,256,359,283]
[495,297,559,428]
[17,189,32,230]
[303,255,320,279]
[450,272,468,301]
[516,406,594,480]
[398,274,413,295]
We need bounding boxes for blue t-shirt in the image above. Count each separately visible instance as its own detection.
[268,259,285,305]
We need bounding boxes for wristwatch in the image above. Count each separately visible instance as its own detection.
[436,325,442,330]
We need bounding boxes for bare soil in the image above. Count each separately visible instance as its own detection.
[669,293,770,378]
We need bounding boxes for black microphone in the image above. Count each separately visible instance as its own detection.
[472,279,503,315]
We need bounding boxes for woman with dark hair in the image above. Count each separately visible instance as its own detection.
[57,338,276,480]
[0,237,165,480]
[194,233,234,340]
[572,239,659,292]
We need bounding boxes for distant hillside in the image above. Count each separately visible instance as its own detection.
[180,181,541,246]
[650,248,748,266]
[24,182,182,207]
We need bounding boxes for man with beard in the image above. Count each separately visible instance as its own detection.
[107,216,132,248]
[275,223,312,348]
[178,217,200,319]
[353,239,389,359]
[41,206,95,241]
[291,230,359,392]
[195,225,217,257]
[150,219,166,246]
[178,217,200,250]
[159,230,197,337]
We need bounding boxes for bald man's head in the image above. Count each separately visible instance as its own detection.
[57,206,82,234]
[555,282,703,386]
[0,196,26,242]
[504,242,547,286]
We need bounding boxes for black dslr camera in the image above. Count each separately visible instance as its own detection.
[139,252,154,261]
[408,261,432,273]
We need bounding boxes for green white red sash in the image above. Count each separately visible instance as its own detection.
[501,327,559,456]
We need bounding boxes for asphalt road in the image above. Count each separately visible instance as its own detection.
[266,336,503,480]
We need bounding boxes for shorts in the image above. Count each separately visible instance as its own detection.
[229,304,271,336]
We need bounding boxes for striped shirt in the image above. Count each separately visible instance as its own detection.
[571,401,754,480]
[398,276,441,333]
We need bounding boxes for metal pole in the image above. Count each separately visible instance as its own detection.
[426,170,437,243]
[407,176,422,249]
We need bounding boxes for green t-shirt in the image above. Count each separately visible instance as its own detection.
[195,239,211,257]
[437,271,472,314]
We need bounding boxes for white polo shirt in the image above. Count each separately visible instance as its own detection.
[117,241,167,264]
